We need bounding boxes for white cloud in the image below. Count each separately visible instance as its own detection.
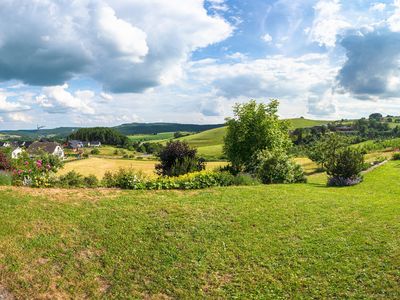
[309,0,350,47]
[0,0,233,93]
[388,0,400,31]
[370,3,387,12]
[36,84,95,115]
[0,92,30,113]
[7,112,32,123]
[261,33,273,43]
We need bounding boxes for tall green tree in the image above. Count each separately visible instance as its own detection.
[223,99,292,171]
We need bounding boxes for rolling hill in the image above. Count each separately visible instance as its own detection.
[177,118,331,159]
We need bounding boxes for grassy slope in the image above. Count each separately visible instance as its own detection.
[178,118,331,159]
[0,162,399,298]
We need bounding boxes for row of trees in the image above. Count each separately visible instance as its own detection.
[69,127,129,146]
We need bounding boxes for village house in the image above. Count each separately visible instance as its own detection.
[28,142,65,159]
[68,140,84,150]
[11,147,23,159]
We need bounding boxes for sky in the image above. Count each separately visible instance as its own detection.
[1,0,400,129]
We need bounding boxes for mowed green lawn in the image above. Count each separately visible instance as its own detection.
[0,162,399,298]
[59,157,227,178]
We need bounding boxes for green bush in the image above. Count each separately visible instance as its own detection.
[84,174,99,188]
[111,168,147,190]
[232,173,261,186]
[102,171,116,188]
[58,171,85,188]
[11,152,64,187]
[90,148,100,155]
[256,151,306,184]
[325,147,364,186]
[102,169,235,190]
[392,152,400,160]
[0,171,12,186]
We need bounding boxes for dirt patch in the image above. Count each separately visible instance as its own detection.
[0,186,122,203]
[0,285,13,300]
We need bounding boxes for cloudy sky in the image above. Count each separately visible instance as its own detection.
[0,0,400,129]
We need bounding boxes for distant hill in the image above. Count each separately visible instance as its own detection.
[0,123,225,139]
[0,119,329,140]
[115,123,224,135]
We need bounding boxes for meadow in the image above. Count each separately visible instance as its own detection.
[0,162,399,298]
[59,157,227,178]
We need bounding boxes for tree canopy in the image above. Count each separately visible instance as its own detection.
[69,127,128,146]
[223,100,292,171]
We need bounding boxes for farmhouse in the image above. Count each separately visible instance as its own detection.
[11,147,23,159]
[68,140,84,150]
[28,142,65,159]
[0,141,11,147]
[90,141,101,147]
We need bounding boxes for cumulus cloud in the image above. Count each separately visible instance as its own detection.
[0,92,30,113]
[261,33,273,43]
[36,84,95,114]
[337,27,400,99]
[190,54,334,100]
[309,0,350,47]
[0,0,232,93]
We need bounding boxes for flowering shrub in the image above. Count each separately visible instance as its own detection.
[11,152,64,187]
[0,150,11,171]
[102,168,235,190]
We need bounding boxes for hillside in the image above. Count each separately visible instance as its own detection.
[0,123,225,139]
[115,123,224,135]
[0,162,399,298]
[178,118,331,159]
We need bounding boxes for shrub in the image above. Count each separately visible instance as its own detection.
[325,147,364,187]
[392,152,400,160]
[256,151,306,184]
[232,173,261,186]
[102,169,235,190]
[113,168,147,190]
[102,171,116,188]
[155,141,205,177]
[83,174,99,188]
[0,151,11,171]
[0,171,12,186]
[11,152,64,187]
[58,171,85,188]
[90,148,100,155]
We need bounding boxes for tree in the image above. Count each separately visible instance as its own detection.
[326,147,364,186]
[369,113,383,121]
[307,133,349,169]
[155,141,205,177]
[223,99,292,171]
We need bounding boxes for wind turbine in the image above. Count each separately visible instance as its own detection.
[37,125,45,138]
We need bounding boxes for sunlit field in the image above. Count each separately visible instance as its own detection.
[59,157,227,178]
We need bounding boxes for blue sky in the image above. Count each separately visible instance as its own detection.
[0,0,400,129]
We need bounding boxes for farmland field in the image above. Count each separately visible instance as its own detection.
[0,162,399,298]
[59,157,227,178]
[128,132,176,143]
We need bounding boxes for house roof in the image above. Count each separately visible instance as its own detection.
[28,142,61,154]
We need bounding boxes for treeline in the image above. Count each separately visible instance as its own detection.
[69,127,128,146]
[115,123,223,135]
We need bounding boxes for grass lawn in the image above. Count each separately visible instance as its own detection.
[58,157,227,179]
[0,162,399,298]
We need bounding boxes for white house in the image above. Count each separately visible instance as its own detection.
[11,147,23,159]
[27,142,65,159]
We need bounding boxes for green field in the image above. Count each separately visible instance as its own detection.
[59,158,227,178]
[177,118,331,159]
[0,162,399,298]
[128,132,177,143]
